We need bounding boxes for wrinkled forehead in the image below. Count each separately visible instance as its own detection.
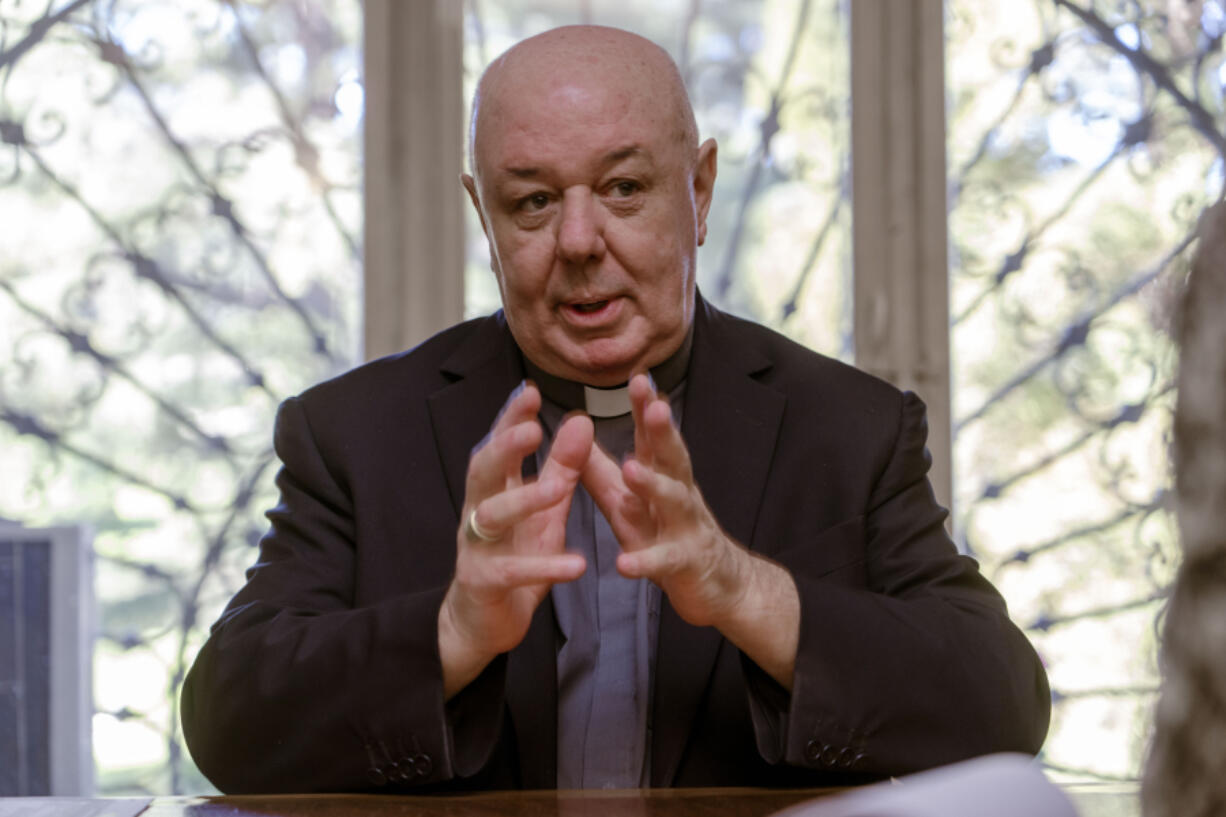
[470,29,696,177]
[480,79,674,168]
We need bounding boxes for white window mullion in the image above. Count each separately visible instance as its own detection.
[850,0,953,522]
[363,0,466,361]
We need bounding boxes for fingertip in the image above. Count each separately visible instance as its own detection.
[629,373,655,400]
[516,380,541,410]
[645,398,672,428]
[552,415,595,467]
[616,551,641,578]
[561,410,594,437]
[496,380,541,428]
[561,553,587,579]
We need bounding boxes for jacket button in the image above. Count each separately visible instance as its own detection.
[366,766,387,786]
[397,756,416,782]
[414,753,433,778]
[820,745,839,767]
[804,739,822,764]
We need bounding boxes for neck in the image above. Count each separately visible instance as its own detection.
[523,327,694,417]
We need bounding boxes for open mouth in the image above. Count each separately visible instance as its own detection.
[562,296,621,324]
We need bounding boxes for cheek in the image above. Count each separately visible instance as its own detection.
[634,223,695,290]
[492,232,555,301]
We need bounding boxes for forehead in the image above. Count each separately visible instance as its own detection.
[483,82,671,171]
[477,71,683,178]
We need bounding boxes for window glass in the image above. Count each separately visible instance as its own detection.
[0,0,361,793]
[463,0,853,359]
[948,0,1224,780]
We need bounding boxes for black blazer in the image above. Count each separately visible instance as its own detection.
[181,296,1049,793]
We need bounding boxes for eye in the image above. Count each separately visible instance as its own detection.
[609,180,641,197]
[517,192,551,212]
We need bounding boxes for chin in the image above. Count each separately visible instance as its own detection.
[566,361,636,387]
[563,349,642,387]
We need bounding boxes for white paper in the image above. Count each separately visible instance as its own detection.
[0,798,151,817]
[770,753,1079,817]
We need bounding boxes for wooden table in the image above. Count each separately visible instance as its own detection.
[0,784,1141,817]
[142,788,833,816]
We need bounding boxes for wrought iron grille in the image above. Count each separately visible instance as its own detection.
[0,0,361,794]
[949,0,1224,781]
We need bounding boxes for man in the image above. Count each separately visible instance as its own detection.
[181,26,1049,793]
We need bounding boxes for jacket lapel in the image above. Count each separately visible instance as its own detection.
[651,297,786,785]
[425,314,558,787]
[426,314,524,517]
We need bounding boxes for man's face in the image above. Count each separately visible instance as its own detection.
[465,67,717,387]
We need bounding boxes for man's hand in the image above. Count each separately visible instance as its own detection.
[438,383,593,699]
[581,374,801,689]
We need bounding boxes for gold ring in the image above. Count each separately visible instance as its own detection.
[465,508,498,543]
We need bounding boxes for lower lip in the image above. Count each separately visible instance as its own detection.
[562,297,622,327]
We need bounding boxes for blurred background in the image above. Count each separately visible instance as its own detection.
[0,0,1222,795]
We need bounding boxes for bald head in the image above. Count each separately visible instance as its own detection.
[468,26,699,180]
[459,25,718,386]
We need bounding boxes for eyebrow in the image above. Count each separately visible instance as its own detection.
[501,144,648,179]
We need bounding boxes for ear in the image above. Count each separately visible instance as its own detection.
[461,173,500,273]
[461,173,489,237]
[692,139,718,246]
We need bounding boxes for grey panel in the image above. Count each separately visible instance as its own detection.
[0,538,54,795]
[0,540,20,794]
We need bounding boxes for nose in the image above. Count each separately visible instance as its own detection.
[556,187,606,264]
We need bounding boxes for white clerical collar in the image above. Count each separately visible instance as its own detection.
[582,383,633,418]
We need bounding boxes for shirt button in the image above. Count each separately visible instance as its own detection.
[804,739,822,764]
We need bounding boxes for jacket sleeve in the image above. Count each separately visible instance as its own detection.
[180,396,504,793]
[760,391,1050,776]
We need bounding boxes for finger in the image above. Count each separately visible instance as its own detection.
[478,382,544,487]
[616,542,681,580]
[472,552,587,590]
[468,418,543,498]
[472,478,569,538]
[583,443,653,550]
[540,413,594,483]
[641,396,693,481]
[623,457,691,516]
[581,439,628,510]
[629,373,657,466]
[491,380,541,435]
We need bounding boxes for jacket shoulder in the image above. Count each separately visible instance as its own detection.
[294,313,507,410]
[703,305,906,410]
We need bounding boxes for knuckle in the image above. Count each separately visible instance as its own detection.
[491,557,518,587]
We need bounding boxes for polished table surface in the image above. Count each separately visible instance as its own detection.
[144,788,833,816]
[0,784,1141,817]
